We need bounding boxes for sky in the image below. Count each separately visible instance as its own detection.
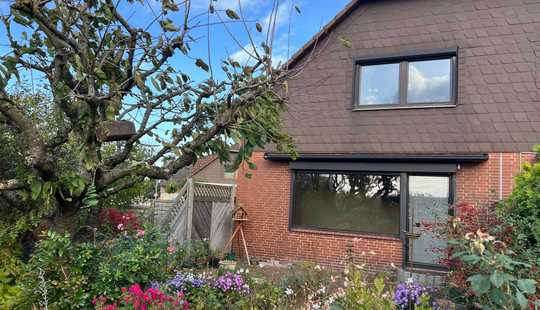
[0,0,351,149]
[0,0,351,84]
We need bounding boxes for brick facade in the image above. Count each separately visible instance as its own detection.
[231,0,540,271]
[233,152,535,270]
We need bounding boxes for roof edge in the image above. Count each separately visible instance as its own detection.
[264,153,489,163]
[286,0,361,68]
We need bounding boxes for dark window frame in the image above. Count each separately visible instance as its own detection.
[403,173,455,270]
[288,168,456,244]
[352,48,458,110]
[289,169,403,238]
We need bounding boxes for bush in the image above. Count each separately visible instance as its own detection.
[498,146,540,266]
[0,249,23,309]
[20,231,94,309]
[450,229,538,309]
[333,264,395,310]
[88,226,173,302]
[19,226,175,309]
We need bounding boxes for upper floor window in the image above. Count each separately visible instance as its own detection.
[354,49,457,109]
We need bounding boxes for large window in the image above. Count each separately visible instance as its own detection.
[291,171,401,236]
[354,50,456,109]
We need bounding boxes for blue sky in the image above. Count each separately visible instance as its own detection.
[0,0,351,148]
[0,0,351,83]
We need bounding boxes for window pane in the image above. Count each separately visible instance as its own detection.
[359,63,400,105]
[292,172,400,235]
[407,58,451,103]
[409,176,450,265]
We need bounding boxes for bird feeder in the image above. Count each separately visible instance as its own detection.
[232,205,248,222]
[96,120,136,142]
[223,204,250,265]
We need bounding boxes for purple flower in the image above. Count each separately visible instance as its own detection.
[168,272,206,292]
[213,272,250,294]
[393,280,436,308]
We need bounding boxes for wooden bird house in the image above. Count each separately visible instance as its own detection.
[96,120,136,142]
[232,205,248,222]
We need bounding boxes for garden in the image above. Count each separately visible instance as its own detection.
[1,147,540,309]
[1,0,540,309]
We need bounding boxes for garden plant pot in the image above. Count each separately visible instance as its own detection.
[219,260,237,271]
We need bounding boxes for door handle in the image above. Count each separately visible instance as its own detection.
[404,230,421,240]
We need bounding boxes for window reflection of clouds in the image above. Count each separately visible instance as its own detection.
[359,63,400,105]
[407,59,451,103]
[409,176,449,198]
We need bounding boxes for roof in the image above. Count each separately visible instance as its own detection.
[191,155,218,176]
[287,0,361,68]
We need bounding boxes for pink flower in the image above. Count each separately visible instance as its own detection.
[117,223,124,231]
[136,229,145,238]
[167,245,176,254]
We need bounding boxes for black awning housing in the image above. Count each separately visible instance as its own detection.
[264,153,489,163]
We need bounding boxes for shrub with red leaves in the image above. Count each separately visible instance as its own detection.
[426,202,511,302]
[94,283,189,310]
[99,208,141,233]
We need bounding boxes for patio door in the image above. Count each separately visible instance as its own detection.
[406,175,452,268]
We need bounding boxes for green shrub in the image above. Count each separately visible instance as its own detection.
[333,264,395,310]
[19,227,175,309]
[0,249,23,309]
[498,146,540,266]
[20,231,93,309]
[450,230,538,309]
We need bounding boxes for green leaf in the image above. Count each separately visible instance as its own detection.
[255,22,263,32]
[225,9,240,20]
[247,162,257,170]
[489,288,506,306]
[338,36,352,48]
[460,254,481,264]
[95,68,107,80]
[516,290,528,309]
[517,279,536,294]
[159,19,179,32]
[195,59,209,72]
[294,5,301,14]
[468,274,491,295]
[30,181,42,200]
[490,270,514,288]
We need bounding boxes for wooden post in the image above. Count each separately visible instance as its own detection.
[239,225,250,265]
[186,178,194,257]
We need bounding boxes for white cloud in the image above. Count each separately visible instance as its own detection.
[191,0,263,11]
[407,65,450,102]
[228,32,293,66]
[262,0,292,31]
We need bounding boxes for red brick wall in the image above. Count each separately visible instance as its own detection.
[234,152,536,270]
[456,152,536,205]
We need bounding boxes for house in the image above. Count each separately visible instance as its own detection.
[159,153,237,200]
[234,0,540,271]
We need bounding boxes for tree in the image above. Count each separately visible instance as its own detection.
[0,0,295,242]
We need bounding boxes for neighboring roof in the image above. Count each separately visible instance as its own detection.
[190,145,240,177]
[287,0,361,68]
[191,155,218,176]
[264,153,489,163]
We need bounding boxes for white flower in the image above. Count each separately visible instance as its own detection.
[314,264,321,271]
[285,287,294,296]
[406,277,414,284]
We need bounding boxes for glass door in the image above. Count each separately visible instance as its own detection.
[407,175,451,268]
